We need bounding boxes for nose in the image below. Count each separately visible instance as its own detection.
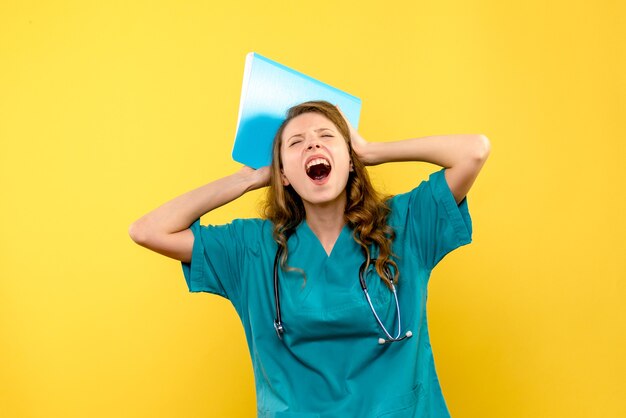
[306,139,322,150]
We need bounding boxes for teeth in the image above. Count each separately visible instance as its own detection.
[306,158,330,170]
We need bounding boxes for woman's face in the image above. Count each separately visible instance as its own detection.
[280,112,352,208]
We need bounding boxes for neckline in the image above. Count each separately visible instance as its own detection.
[299,219,350,258]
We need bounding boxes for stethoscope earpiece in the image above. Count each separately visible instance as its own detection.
[378,331,413,345]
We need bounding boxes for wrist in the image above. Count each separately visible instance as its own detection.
[361,142,383,166]
[236,166,269,192]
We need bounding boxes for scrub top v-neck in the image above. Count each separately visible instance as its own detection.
[181,168,473,418]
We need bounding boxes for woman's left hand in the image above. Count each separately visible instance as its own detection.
[335,105,371,165]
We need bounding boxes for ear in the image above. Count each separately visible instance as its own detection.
[281,169,290,186]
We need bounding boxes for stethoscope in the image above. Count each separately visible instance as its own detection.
[273,246,413,345]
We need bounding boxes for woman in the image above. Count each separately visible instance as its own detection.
[129,100,491,417]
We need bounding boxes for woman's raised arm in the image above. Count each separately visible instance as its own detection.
[360,134,490,205]
[336,106,491,205]
[128,166,269,262]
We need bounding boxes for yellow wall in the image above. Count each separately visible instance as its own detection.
[1,1,624,417]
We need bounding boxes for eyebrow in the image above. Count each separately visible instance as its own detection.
[287,128,335,142]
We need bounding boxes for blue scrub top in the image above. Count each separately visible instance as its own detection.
[181,168,472,418]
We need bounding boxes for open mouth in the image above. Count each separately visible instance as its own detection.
[305,158,332,181]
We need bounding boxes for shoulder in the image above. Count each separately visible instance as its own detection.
[229,217,268,227]
[196,217,274,241]
[225,217,273,233]
[385,169,452,231]
[387,169,446,209]
[386,171,428,208]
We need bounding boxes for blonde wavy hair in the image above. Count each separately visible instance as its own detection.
[263,100,399,289]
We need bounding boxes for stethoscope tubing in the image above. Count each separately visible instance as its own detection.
[273,245,412,344]
[273,247,285,339]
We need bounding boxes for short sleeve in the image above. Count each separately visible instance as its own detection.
[391,168,473,270]
[181,217,256,302]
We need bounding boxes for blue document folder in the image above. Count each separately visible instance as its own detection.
[233,52,362,169]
